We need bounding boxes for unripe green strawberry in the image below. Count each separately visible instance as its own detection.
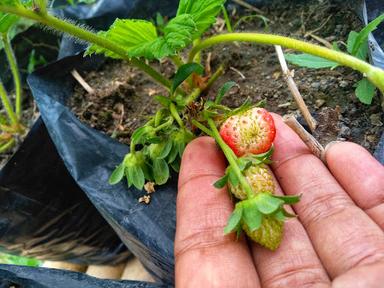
[228,163,275,200]
[242,215,283,250]
[220,107,276,157]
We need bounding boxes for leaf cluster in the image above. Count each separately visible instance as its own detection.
[86,0,225,60]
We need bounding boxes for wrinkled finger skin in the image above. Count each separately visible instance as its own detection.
[175,137,260,288]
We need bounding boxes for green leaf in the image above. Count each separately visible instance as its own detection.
[177,141,186,158]
[355,78,376,105]
[130,165,145,190]
[352,14,384,56]
[255,194,284,215]
[167,143,179,164]
[131,126,152,145]
[213,174,228,189]
[237,158,252,172]
[177,0,226,36]
[86,19,158,59]
[157,140,173,159]
[273,210,286,222]
[224,205,243,234]
[243,203,262,232]
[171,63,204,94]
[284,53,338,69]
[274,194,301,204]
[170,159,180,172]
[156,12,165,28]
[109,164,125,185]
[154,95,171,107]
[153,158,170,185]
[228,168,239,187]
[0,13,18,33]
[215,81,237,104]
[347,31,368,60]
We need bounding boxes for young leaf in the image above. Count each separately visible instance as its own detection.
[153,158,170,185]
[355,78,376,105]
[171,63,204,94]
[213,174,229,189]
[128,166,145,190]
[167,143,179,164]
[170,159,180,172]
[284,53,338,69]
[154,95,171,107]
[109,164,125,185]
[347,31,368,60]
[352,14,384,56]
[228,169,239,187]
[157,140,173,159]
[177,0,226,36]
[274,194,301,205]
[224,205,243,234]
[255,194,284,215]
[243,204,262,232]
[215,81,237,104]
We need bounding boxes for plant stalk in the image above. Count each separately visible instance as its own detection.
[169,103,184,128]
[188,33,384,93]
[221,5,233,33]
[2,33,22,118]
[0,80,18,126]
[191,119,213,137]
[0,5,172,90]
[207,118,254,198]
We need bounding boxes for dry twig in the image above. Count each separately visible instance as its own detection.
[71,69,95,94]
[274,45,317,132]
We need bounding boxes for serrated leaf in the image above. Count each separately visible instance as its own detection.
[213,174,228,189]
[224,205,243,234]
[177,0,226,36]
[86,19,158,59]
[109,164,125,185]
[284,53,338,69]
[355,78,376,105]
[153,158,169,185]
[215,81,237,104]
[171,63,204,94]
[352,13,384,56]
[243,204,262,232]
[255,193,284,215]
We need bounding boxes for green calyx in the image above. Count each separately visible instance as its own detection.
[224,193,300,250]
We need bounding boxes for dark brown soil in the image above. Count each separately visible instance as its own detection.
[70,0,383,152]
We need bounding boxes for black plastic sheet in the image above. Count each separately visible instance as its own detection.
[0,118,130,265]
[0,265,169,288]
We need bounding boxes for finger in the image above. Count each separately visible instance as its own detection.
[251,171,330,288]
[332,261,384,288]
[175,137,260,287]
[270,114,384,278]
[325,142,384,229]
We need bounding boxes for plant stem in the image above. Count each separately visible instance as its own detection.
[169,103,184,128]
[0,5,172,90]
[221,5,233,33]
[2,33,22,118]
[0,138,15,153]
[185,88,202,105]
[0,80,18,126]
[170,55,184,68]
[188,33,384,93]
[154,117,174,132]
[207,118,254,198]
[191,119,213,137]
[204,65,225,92]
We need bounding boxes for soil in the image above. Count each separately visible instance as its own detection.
[70,0,383,152]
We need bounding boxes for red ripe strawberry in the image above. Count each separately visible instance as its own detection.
[220,108,276,157]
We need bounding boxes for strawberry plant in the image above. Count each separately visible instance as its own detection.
[0,2,33,152]
[285,14,384,106]
[1,0,384,250]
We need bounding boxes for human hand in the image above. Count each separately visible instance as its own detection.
[175,114,384,287]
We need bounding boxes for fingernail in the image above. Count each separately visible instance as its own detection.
[321,140,344,163]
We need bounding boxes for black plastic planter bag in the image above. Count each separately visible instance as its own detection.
[0,265,169,288]
[0,23,131,267]
[0,117,130,265]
